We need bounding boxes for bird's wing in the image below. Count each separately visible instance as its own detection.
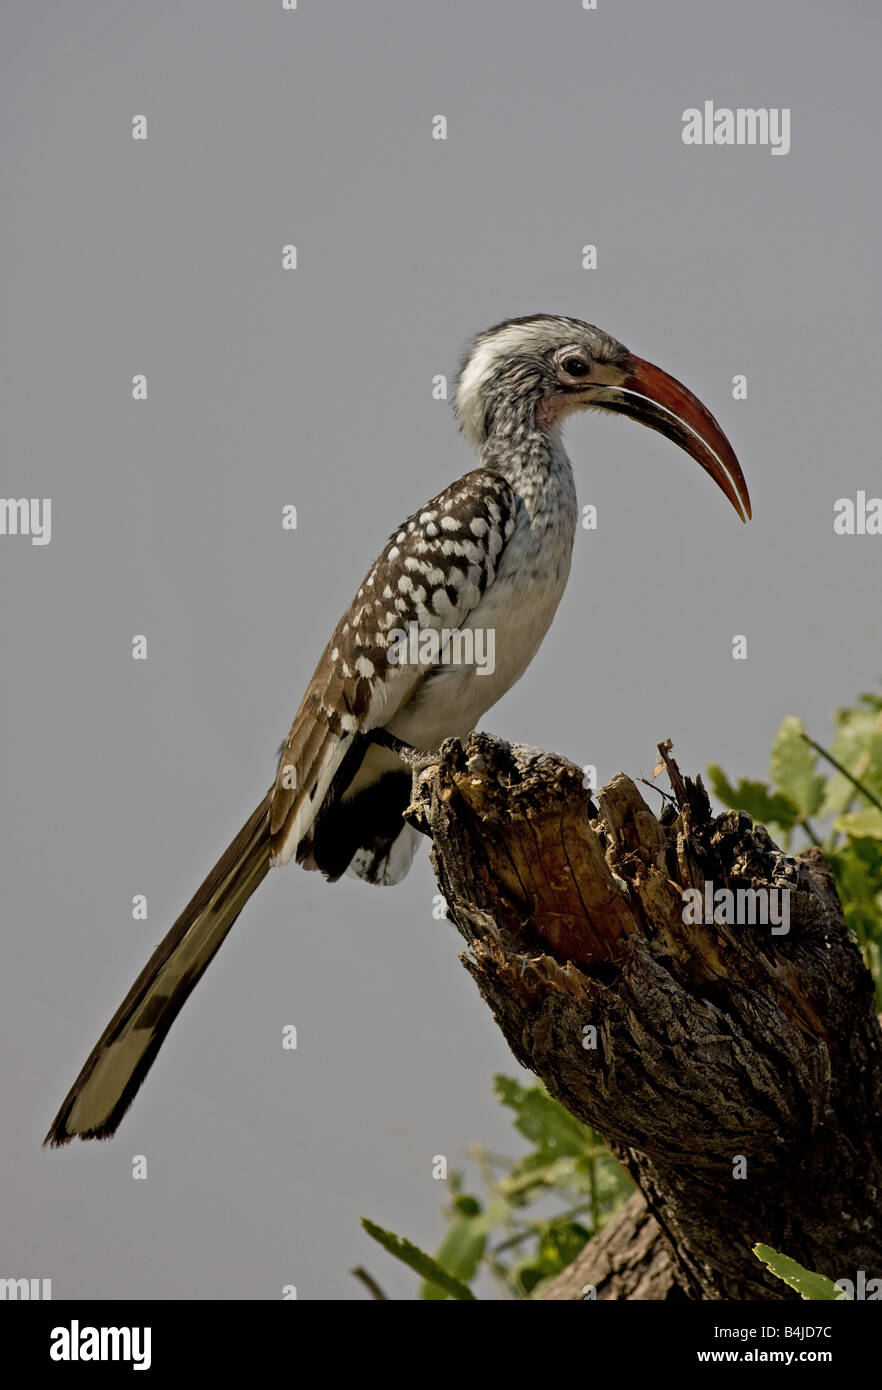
[269,467,517,864]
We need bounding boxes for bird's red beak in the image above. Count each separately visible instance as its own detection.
[589,354,752,522]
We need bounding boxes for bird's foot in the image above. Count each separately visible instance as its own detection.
[370,728,448,773]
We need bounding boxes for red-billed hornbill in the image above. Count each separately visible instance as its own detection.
[45,314,750,1145]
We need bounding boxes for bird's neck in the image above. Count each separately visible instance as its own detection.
[479,421,577,530]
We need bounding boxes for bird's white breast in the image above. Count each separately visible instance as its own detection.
[389,441,578,746]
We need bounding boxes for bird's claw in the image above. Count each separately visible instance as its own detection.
[370,727,445,774]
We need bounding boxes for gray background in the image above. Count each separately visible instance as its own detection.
[2,0,879,1299]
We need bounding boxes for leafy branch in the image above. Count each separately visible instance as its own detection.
[361,1076,632,1300]
[708,693,882,1003]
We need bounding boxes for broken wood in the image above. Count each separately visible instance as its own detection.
[408,733,882,1300]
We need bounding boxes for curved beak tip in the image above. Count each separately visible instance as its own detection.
[617,354,752,526]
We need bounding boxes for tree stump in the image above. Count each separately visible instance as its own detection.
[408,733,882,1300]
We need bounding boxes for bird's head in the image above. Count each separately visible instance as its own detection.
[454,314,751,521]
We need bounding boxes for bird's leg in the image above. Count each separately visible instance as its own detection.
[369,729,450,840]
[369,727,448,773]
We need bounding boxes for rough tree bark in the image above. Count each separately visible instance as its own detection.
[408,733,882,1301]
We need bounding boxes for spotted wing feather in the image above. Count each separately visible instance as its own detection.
[269,468,516,865]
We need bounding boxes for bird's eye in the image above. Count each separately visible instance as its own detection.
[557,351,591,379]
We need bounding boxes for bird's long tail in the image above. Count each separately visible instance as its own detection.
[44,793,272,1146]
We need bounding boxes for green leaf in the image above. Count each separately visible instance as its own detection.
[819,707,882,815]
[510,1254,554,1297]
[421,1216,486,1300]
[829,837,882,1007]
[493,1076,590,1160]
[539,1219,591,1270]
[508,1220,591,1296]
[753,1244,846,1300]
[454,1194,481,1218]
[836,807,882,840]
[769,717,825,817]
[706,765,800,828]
[361,1218,477,1300]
